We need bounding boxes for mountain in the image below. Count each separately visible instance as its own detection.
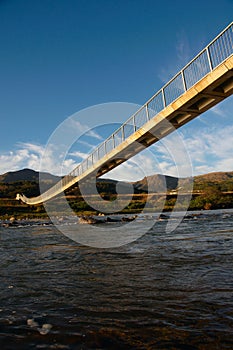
[134,171,233,192]
[1,168,233,198]
[134,174,179,192]
[0,168,60,184]
[194,171,233,183]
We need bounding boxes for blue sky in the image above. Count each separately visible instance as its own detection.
[0,0,233,180]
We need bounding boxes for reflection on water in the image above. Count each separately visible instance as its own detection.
[0,209,233,349]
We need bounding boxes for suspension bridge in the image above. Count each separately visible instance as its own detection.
[17,22,233,205]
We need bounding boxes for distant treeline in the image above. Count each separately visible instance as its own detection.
[0,171,233,218]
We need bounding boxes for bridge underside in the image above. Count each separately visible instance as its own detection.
[85,56,233,179]
[18,55,233,205]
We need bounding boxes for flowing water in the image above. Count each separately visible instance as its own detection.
[0,210,233,349]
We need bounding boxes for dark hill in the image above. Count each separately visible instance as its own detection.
[1,169,233,199]
[194,171,233,183]
[0,168,60,184]
[134,174,179,192]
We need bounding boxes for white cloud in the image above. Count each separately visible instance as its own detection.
[158,31,192,85]
[86,129,104,141]
[176,30,191,65]
[102,156,147,182]
[0,142,79,176]
[211,105,227,118]
[19,142,45,155]
[101,145,189,182]
[70,120,103,141]
[182,124,233,175]
[76,139,96,149]
[105,122,233,181]
[0,151,26,174]
[69,150,89,160]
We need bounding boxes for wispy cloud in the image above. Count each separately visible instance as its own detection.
[105,122,233,181]
[86,129,103,141]
[102,154,152,182]
[209,100,233,120]
[70,120,103,141]
[176,30,192,65]
[69,151,89,160]
[182,124,233,174]
[76,139,96,149]
[158,30,192,84]
[0,142,78,176]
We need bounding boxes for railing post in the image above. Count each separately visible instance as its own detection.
[181,70,187,92]
[133,115,136,132]
[146,104,149,121]
[206,47,213,71]
[162,88,166,108]
[122,125,125,141]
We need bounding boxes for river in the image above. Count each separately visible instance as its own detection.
[0,209,233,349]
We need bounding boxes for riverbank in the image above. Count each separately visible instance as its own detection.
[1,170,233,219]
[1,193,233,222]
[1,209,232,228]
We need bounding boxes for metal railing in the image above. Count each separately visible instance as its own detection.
[64,23,233,179]
[19,22,233,204]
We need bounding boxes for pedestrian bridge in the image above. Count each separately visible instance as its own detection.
[17,22,233,205]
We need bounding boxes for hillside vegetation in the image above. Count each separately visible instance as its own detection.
[0,169,233,218]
